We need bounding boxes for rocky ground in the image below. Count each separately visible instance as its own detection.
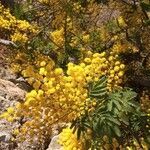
[0,45,63,150]
[0,45,24,149]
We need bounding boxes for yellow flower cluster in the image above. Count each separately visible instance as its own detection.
[38,0,49,4]
[112,40,139,54]
[140,91,150,112]
[2,50,125,140]
[112,42,127,53]
[50,28,64,47]
[58,127,83,150]
[72,2,83,13]
[117,16,127,28]
[0,3,37,43]
[0,107,15,122]
[20,58,89,120]
[10,52,30,73]
[82,34,90,43]
[0,4,15,29]
[83,51,125,91]
[107,54,125,91]
[11,31,28,43]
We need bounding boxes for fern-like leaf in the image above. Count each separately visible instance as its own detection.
[89,76,107,98]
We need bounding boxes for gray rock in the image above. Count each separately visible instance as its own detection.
[0,68,16,81]
[46,123,70,150]
[0,79,26,100]
[0,119,19,150]
[0,69,27,149]
[0,79,26,112]
[46,135,63,150]
[0,131,12,142]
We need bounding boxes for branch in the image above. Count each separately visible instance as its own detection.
[0,39,17,47]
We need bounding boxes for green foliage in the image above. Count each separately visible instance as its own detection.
[71,112,90,140]
[107,88,138,123]
[13,3,23,19]
[89,75,107,98]
[140,1,150,12]
[71,76,148,148]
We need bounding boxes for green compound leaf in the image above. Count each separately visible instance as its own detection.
[89,76,107,98]
[107,88,137,116]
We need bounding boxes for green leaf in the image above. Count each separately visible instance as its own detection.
[89,76,107,98]
[144,19,150,25]
[107,116,121,126]
[89,90,107,98]
[113,100,122,111]
[77,128,82,140]
[119,113,129,125]
[107,88,137,117]
[14,3,24,19]
[107,100,113,111]
[112,125,121,137]
[93,120,98,131]
[93,76,107,88]
[113,108,119,115]
[141,2,150,11]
